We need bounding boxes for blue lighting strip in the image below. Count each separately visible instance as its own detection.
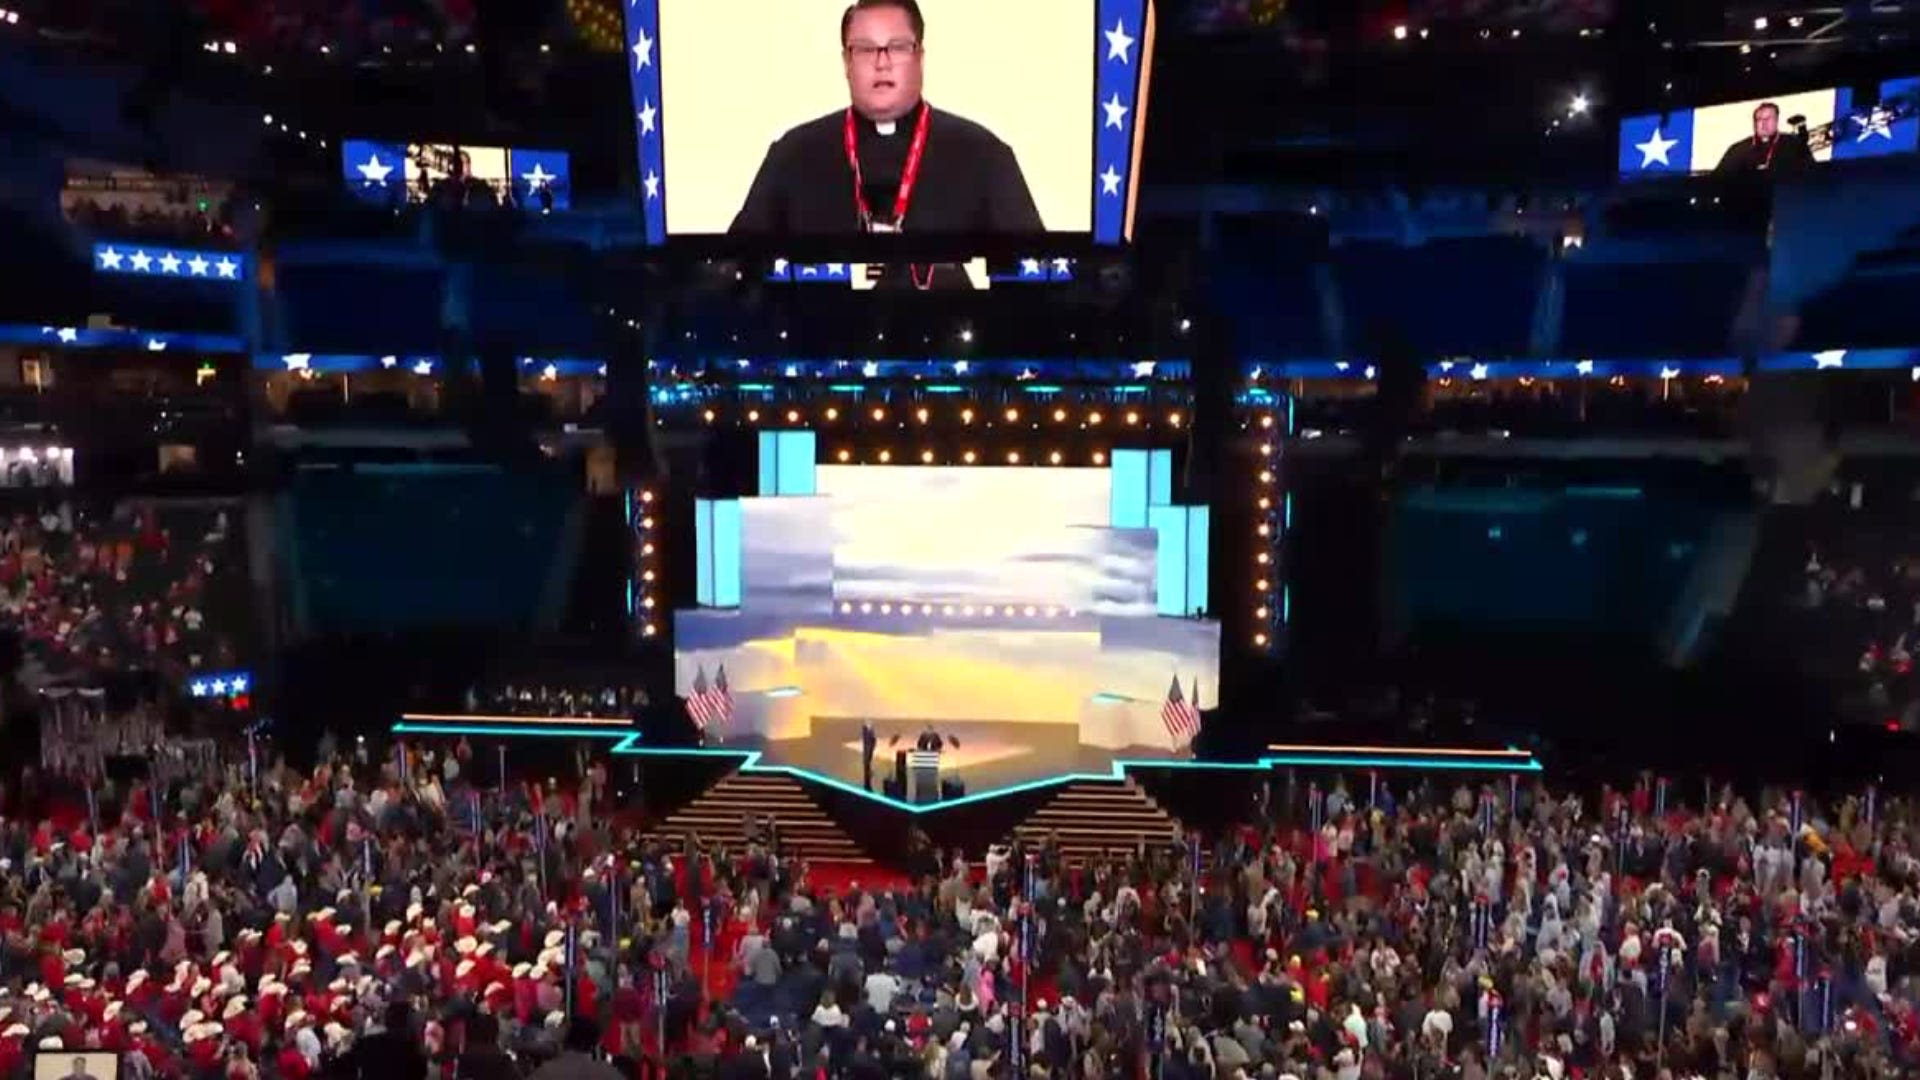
[1249,358,1747,381]
[625,0,665,243]
[2,325,245,353]
[988,258,1078,284]
[650,358,1190,382]
[390,721,1540,813]
[1760,347,1920,372]
[92,242,245,283]
[518,357,609,378]
[255,354,446,375]
[1094,0,1150,243]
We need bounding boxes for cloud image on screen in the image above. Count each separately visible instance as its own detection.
[676,465,1219,754]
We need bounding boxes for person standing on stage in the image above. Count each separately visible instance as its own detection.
[861,720,878,790]
[915,723,945,753]
[729,0,1044,235]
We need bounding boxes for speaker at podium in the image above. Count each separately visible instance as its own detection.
[908,749,942,805]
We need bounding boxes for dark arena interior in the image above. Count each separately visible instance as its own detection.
[5,0,1920,1076]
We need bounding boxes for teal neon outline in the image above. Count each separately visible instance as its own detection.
[389,721,1541,814]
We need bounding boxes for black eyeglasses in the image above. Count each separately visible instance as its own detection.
[845,40,920,63]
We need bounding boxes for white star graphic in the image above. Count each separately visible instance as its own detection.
[56,328,78,344]
[542,363,559,380]
[799,265,819,277]
[643,171,660,200]
[1100,165,1122,196]
[632,28,653,70]
[128,250,153,272]
[637,99,657,136]
[1659,366,1681,380]
[230,675,248,693]
[1856,107,1895,142]
[1105,19,1136,63]
[1635,126,1679,168]
[356,153,394,185]
[191,681,208,697]
[522,163,557,189]
[772,258,789,275]
[861,361,880,378]
[1052,258,1071,274]
[1102,93,1130,131]
[953,360,970,374]
[413,360,434,375]
[1470,363,1490,380]
[1131,361,1156,378]
[98,247,123,270]
[1335,362,1350,372]
[283,353,312,371]
[146,339,167,351]
[210,678,228,695]
[1021,258,1042,276]
[187,255,210,276]
[1574,359,1595,376]
[380,355,397,369]
[1813,349,1847,369]
[215,258,239,279]
[826,263,846,277]
[157,252,182,274]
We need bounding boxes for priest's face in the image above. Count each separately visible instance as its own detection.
[843,5,924,122]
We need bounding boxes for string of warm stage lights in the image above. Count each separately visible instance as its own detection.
[698,404,1188,430]
[1253,409,1282,653]
[632,487,660,638]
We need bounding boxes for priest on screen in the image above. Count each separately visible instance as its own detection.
[729,0,1044,236]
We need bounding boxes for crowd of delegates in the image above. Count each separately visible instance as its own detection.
[64,199,236,248]
[189,0,477,56]
[1789,476,1920,730]
[463,685,649,721]
[0,500,247,688]
[0,733,1914,1079]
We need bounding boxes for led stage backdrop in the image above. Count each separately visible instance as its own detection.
[1619,76,1919,178]
[627,0,1154,244]
[676,464,1218,751]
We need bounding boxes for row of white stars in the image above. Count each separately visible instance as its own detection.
[1635,106,1897,168]
[190,675,249,696]
[98,248,239,278]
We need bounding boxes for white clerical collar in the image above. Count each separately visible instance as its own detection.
[875,120,897,136]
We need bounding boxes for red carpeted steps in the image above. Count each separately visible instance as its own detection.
[641,769,870,864]
[1006,777,1184,865]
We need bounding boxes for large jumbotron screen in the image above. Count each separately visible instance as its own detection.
[675,460,1218,792]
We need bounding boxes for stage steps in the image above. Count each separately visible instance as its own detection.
[1008,777,1184,865]
[641,769,870,864]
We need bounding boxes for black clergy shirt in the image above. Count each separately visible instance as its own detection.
[729,102,1045,236]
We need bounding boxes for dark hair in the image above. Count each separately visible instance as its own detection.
[841,0,925,45]
[1755,102,1780,117]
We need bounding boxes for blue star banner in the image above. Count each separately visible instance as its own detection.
[1095,0,1150,244]
[509,148,574,210]
[341,139,408,204]
[626,0,665,244]
[92,242,244,283]
[1832,78,1920,162]
[188,670,252,700]
[4,325,244,352]
[1618,112,1694,178]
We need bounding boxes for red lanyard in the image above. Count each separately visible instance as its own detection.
[844,101,931,231]
[1759,136,1779,170]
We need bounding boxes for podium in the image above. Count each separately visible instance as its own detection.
[907,750,942,805]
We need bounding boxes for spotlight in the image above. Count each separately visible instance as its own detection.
[1393,24,1408,40]
[703,410,715,422]
[1088,411,1103,425]
[1048,451,1062,465]
[1004,407,1019,422]
[826,407,839,421]
[1255,633,1269,647]
[959,328,973,343]
[1125,411,1139,425]
[642,571,655,582]
[1259,470,1274,483]
[963,450,977,464]
[916,407,929,423]
[1052,408,1067,422]
[837,449,851,462]
[1007,451,1021,464]
[1260,415,1274,428]
[920,450,935,463]
[1753,15,1767,30]
[1257,553,1270,565]
[871,407,885,421]
[1568,93,1590,116]
[747,410,761,422]
[1258,498,1271,510]
[641,518,654,530]
[1092,451,1106,465]
[880,604,892,614]
[878,450,892,463]
[1258,524,1270,537]
[1256,580,1269,591]
[642,543,655,555]
[961,408,975,424]
[942,605,955,615]
[1023,606,1037,617]
[786,409,800,423]
[861,603,873,613]
[1256,607,1269,620]
[1178,317,1192,333]
[840,602,852,613]
[641,491,654,503]
[1169,412,1182,426]
[921,604,932,615]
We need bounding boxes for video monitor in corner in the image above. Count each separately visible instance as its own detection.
[625,0,1157,246]
[35,1052,118,1080]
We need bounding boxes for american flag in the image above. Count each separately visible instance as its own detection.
[1161,674,1201,745]
[684,664,735,736]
